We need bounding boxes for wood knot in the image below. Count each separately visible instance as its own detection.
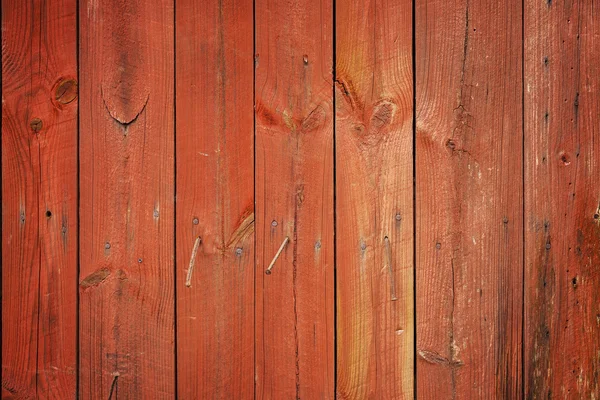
[55,79,78,105]
[80,268,111,289]
[370,100,395,129]
[256,102,278,127]
[418,349,464,369]
[301,105,326,133]
[30,118,43,133]
[559,151,571,166]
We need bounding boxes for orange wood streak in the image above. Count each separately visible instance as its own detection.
[336,0,414,398]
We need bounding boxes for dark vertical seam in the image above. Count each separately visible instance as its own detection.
[252,0,257,397]
[0,0,3,393]
[332,0,337,397]
[173,0,178,398]
[521,0,526,396]
[412,0,417,396]
[76,0,81,396]
[35,2,42,396]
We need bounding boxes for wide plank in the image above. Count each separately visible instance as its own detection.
[255,0,335,397]
[2,0,78,397]
[78,0,175,397]
[335,0,414,398]
[175,0,254,398]
[416,0,523,397]
[525,0,600,397]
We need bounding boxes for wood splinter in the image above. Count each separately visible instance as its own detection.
[185,236,202,287]
[384,236,398,301]
[265,236,290,275]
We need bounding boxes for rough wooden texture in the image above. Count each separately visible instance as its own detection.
[416,0,523,398]
[78,0,175,397]
[2,0,78,398]
[254,0,334,397]
[525,0,600,397]
[335,0,414,398]
[175,0,254,398]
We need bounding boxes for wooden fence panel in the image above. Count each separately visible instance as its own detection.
[416,0,523,398]
[1,0,78,397]
[525,0,600,397]
[175,0,254,398]
[335,0,414,398]
[254,0,335,397]
[78,0,175,397]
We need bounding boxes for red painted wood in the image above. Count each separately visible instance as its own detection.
[416,1,523,398]
[335,0,414,398]
[2,0,78,397]
[175,0,254,398]
[254,0,334,397]
[78,0,175,397]
[525,0,600,397]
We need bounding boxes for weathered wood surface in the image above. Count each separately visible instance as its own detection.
[416,0,523,398]
[78,0,175,397]
[3,0,600,398]
[525,0,600,397]
[254,0,335,398]
[175,0,254,398]
[335,0,414,398]
[2,0,78,397]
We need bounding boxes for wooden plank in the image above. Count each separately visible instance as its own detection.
[175,0,254,398]
[2,0,78,397]
[335,0,414,398]
[78,0,175,397]
[524,1,600,397]
[254,0,334,397]
[415,1,523,398]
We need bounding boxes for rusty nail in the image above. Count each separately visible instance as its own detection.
[185,236,202,287]
[265,236,290,275]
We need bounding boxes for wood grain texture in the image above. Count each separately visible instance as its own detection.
[175,0,254,398]
[525,0,600,397]
[254,0,334,398]
[2,0,78,398]
[78,0,175,397]
[335,0,414,398]
[416,0,523,398]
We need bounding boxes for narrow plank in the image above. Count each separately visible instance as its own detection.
[175,0,254,398]
[525,0,600,397]
[335,0,414,397]
[416,0,523,398]
[79,0,175,397]
[2,0,78,397]
[254,0,334,397]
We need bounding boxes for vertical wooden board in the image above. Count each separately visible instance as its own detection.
[79,0,175,397]
[2,0,78,398]
[416,0,522,398]
[335,0,414,398]
[255,0,334,398]
[175,0,254,398]
[525,1,600,397]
